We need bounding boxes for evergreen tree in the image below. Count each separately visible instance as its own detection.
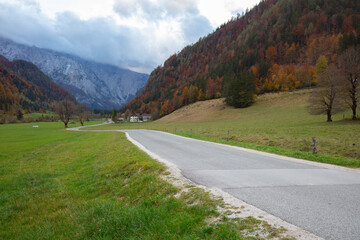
[16,110,23,120]
[339,32,358,52]
[226,70,257,108]
[111,109,117,122]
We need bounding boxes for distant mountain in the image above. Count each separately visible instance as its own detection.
[0,55,75,112]
[0,37,149,109]
[124,0,360,117]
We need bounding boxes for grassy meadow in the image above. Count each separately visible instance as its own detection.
[25,111,55,118]
[0,121,286,239]
[88,90,360,168]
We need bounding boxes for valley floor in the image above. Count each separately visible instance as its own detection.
[89,89,360,168]
[0,121,292,239]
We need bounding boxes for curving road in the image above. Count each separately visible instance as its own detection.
[123,129,360,240]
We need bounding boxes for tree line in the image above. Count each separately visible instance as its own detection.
[54,99,95,127]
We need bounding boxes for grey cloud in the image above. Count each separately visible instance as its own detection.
[0,2,69,51]
[0,1,215,73]
[113,0,162,19]
[113,0,138,17]
[182,15,212,43]
[54,12,156,69]
[0,1,158,71]
[113,0,199,20]
[159,0,199,16]
[225,0,244,16]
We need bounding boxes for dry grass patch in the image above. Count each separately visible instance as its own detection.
[158,98,228,123]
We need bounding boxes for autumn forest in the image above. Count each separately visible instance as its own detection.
[123,0,360,120]
[0,56,76,116]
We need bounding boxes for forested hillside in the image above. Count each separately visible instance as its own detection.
[0,55,76,114]
[124,0,360,118]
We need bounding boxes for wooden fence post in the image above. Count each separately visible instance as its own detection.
[353,143,357,158]
[227,130,230,141]
[190,128,192,136]
[312,137,317,154]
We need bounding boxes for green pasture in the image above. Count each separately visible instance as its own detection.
[24,111,55,118]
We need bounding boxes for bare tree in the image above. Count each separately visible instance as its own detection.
[308,65,345,122]
[124,109,131,121]
[55,99,76,128]
[338,46,360,120]
[77,104,89,126]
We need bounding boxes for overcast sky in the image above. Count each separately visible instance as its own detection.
[0,0,261,73]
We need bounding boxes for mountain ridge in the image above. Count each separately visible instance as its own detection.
[0,55,76,113]
[0,37,149,110]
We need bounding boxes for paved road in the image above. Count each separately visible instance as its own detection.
[124,129,360,240]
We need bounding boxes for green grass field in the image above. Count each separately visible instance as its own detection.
[25,111,55,118]
[88,90,360,168]
[0,121,288,239]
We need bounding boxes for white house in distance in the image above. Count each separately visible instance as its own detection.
[120,113,152,123]
[130,115,139,122]
[141,114,152,122]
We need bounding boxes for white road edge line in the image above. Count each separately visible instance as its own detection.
[123,131,322,240]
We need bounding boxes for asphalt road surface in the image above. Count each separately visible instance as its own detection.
[124,129,360,240]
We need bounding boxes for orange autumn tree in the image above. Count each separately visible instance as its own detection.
[206,76,223,99]
[180,86,190,106]
[160,100,169,117]
[265,46,277,63]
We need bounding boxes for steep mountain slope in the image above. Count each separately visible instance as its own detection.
[0,37,148,109]
[0,56,75,113]
[124,0,360,117]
